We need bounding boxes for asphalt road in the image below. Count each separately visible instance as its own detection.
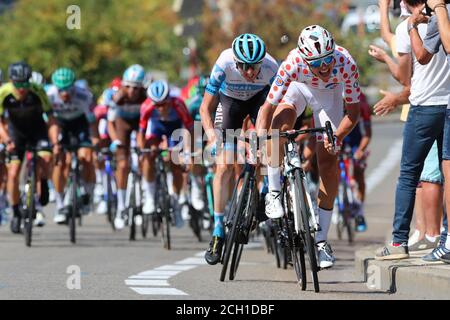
[0,120,410,300]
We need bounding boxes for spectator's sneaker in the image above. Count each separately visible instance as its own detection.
[422,245,450,262]
[143,197,155,215]
[355,215,367,232]
[409,237,440,252]
[375,242,409,260]
[10,215,21,234]
[265,191,284,219]
[96,200,108,215]
[114,211,126,230]
[317,241,336,269]
[440,251,450,264]
[205,236,224,265]
[53,208,68,225]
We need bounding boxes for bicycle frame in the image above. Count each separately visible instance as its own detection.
[283,139,320,234]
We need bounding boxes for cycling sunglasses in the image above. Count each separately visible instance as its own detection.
[236,61,262,71]
[306,55,335,69]
[125,85,140,91]
[13,81,31,89]
[58,85,73,93]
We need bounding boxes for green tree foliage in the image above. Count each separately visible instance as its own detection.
[0,0,184,95]
[200,0,377,86]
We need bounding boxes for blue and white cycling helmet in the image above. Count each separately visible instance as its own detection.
[232,33,266,64]
[147,80,170,103]
[122,64,146,87]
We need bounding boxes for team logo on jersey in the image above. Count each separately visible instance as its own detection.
[353,81,359,88]
[325,83,339,89]
[275,76,284,87]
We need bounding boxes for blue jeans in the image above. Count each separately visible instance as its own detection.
[393,105,446,244]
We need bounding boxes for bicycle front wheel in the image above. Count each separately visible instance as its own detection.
[294,170,319,293]
[24,180,35,247]
[220,171,250,282]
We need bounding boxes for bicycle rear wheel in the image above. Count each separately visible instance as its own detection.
[294,170,320,293]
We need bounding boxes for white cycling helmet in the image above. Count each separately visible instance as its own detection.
[297,25,335,61]
[147,80,170,103]
[122,64,146,87]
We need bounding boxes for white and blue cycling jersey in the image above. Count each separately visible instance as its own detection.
[46,84,95,122]
[206,48,278,101]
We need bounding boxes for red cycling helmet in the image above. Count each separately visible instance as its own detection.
[110,77,122,90]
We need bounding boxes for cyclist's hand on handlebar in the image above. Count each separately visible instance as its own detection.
[109,139,122,153]
[324,135,341,155]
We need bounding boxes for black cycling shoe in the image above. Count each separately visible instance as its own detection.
[10,215,22,234]
[205,236,224,265]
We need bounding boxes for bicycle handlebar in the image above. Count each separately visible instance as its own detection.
[221,121,335,149]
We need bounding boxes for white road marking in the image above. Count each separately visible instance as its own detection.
[129,275,172,280]
[154,265,197,271]
[126,243,263,296]
[125,279,170,286]
[175,258,207,265]
[130,287,188,296]
[366,139,403,194]
[137,270,181,276]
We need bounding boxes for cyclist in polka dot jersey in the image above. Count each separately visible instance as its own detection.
[256,25,361,269]
[266,45,360,106]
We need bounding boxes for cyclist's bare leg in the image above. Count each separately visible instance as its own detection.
[52,152,69,209]
[78,147,96,196]
[315,143,339,243]
[7,162,21,207]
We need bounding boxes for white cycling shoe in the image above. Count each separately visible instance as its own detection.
[114,214,125,230]
[317,241,336,269]
[96,200,108,215]
[265,191,284,219]
[34,211,46,227]
[191,181,205,211]
[143,197,155,215]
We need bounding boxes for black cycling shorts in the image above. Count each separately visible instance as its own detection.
[214,86,270,131]
[8,124,50,163]
[57,115,91,147]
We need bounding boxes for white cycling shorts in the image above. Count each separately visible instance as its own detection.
[281,82,344,142]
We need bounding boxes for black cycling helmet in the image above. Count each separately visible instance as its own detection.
[8,62,32,82]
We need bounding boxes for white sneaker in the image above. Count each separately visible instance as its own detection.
[96,200,108,215]
[114,214,125,230]
[265,191,284,219]
[53,209,67,224]
[143,197,155,215]
[191,181,205,211]
[34,211,46,227]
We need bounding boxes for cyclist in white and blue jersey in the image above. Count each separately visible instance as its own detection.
[200,33,278,265]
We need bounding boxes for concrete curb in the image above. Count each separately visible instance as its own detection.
[355,245,450,299]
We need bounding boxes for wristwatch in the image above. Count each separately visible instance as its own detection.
[407,23,417,34]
